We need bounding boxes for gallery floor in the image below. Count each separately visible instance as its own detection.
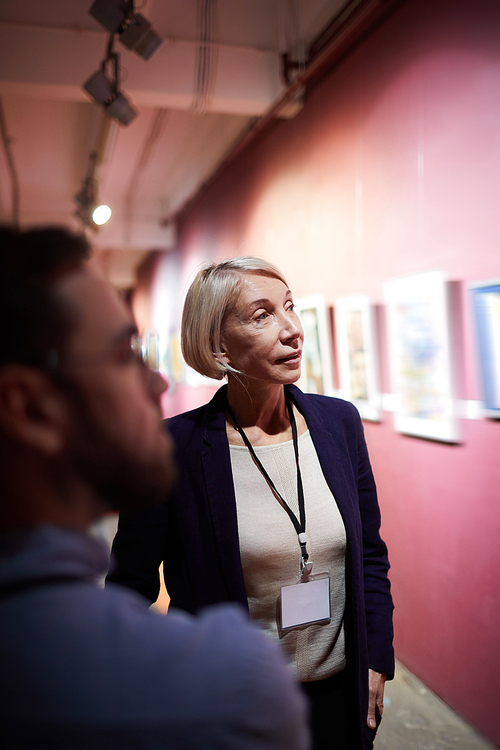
[374,662,495,750]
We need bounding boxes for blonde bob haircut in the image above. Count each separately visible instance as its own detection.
[181,256,288,380]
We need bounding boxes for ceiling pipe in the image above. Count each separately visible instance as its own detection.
[0,20,279,56]
[172,0,405,227]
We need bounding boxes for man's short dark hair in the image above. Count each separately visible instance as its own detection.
[0,226,90,369]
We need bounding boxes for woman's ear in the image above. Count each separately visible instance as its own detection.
[212,352,227,370]
[217,334,232,364]
[213,338,228,362]
[0,365,71,455]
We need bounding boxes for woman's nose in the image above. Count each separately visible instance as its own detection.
[280,310,301,340]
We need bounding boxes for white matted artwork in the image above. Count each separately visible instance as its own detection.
[295,295,335,396]
[469,278,500,418]
[334,296,381,421]
[162,331,220,389]
[384,271,458,442]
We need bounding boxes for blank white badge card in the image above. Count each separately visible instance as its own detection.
[280,576,331,630]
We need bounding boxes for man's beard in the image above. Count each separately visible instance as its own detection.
[76,432,177,514]
[60,383,176,514]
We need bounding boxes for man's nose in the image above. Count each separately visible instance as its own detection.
[148,369,169,400]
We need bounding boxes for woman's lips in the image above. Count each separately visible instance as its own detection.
[276,351,302,364]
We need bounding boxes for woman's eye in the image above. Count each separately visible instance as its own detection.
[286,303,295,312]
[255,311,269,321]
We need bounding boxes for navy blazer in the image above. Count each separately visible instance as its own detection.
[109,384,394,749]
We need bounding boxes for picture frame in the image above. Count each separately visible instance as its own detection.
[469,278,500,418]
[384,270,458,442]
[295,295,335,396]
[334,295,381,421]
[161,331,184,389]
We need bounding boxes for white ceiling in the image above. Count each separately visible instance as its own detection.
[0,0,359,285]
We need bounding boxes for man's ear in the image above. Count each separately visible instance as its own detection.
[0,365,70,455]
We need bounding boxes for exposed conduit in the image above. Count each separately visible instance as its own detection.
[192,0,219,114]
[173,0,405,226]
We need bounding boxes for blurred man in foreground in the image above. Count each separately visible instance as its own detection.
[0,226,309,750]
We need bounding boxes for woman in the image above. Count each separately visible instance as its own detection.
[108,257,394,750]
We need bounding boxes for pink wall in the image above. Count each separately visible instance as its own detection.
[156,0,500,743]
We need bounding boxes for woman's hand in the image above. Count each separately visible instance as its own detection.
[367,669,387,729]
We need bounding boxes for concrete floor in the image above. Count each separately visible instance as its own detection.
[374,662,496,750]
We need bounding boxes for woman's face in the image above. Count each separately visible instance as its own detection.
[220,273,303,386]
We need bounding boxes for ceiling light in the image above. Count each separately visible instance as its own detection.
[92,204,112,225]
[104,90,137,126]
[74,194,95,229]
[83,68,114,106]
[89,0,163,60]
[119,14,162,60]
[89,0,127,34]
[74,152,112,230]
[83,43,137,126]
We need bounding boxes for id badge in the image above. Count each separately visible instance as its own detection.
[279,573,331,635]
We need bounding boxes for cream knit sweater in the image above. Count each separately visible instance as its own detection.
[230,430,346,682]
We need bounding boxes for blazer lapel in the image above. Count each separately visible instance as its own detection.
[201,387,248,608]
[288,386,361,545]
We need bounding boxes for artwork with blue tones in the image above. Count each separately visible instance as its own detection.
[384,271,458,442]
[470,279,500,418]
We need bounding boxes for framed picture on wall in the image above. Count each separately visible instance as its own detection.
[384,270,458,442]
[295,295,335,396]
[334,295,381,421]
[161,331,184,389]
[469,278,500,418]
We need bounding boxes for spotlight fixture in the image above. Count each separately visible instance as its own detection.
[83,37,137,126]
[92,204,112,225]
[74,152,112,230]
[89,0,163,60]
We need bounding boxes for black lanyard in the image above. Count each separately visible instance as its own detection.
[226,393,310,573]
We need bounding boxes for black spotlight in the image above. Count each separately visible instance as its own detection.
[89,0,162,60]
